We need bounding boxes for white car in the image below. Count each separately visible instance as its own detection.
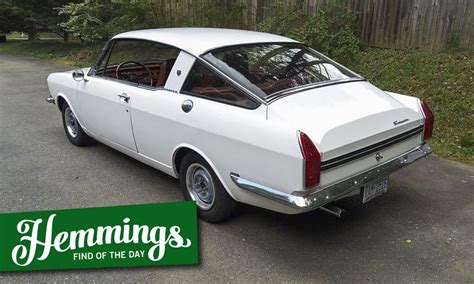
[46,28,434,222]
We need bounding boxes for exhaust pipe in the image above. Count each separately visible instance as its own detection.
[319,205,345,218]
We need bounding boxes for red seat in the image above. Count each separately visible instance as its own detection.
[156,59,176,87]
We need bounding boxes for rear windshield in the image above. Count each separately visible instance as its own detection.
[202,43,360,99]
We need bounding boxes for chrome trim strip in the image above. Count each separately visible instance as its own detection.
[45,94,55,104]
[230,143,432,211]
[321,125,424,171]
[265,78,367,103]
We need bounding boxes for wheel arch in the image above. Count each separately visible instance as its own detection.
[55,94,85,127]
[172,144,236,200]
[56,95,66,112]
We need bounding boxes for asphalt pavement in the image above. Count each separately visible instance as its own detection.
[0,54,473,282]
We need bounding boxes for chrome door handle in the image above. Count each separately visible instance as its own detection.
[118,93,130,103]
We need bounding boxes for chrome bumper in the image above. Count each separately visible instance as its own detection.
[45,94,55,104]
[230,143,432,211]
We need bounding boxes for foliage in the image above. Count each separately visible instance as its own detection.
[56,0,111,41]
[0,0,77,40]
[3,0,356,55]
[0,0,17,33]
[349,49,474,164]
[445,33,463,52]
[0,0,39,37]
[55,0,248,41]
[55,0,161,41]
[257,0,360,64]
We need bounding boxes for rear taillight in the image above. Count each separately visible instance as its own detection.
[298,132,321,189]
[420,100,434,140]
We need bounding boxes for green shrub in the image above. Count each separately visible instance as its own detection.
[56,0,249,42]
[57,0,113,41]
[257,0,360,64]
[56,0,163,41]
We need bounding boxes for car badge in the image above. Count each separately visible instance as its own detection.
[375,152,383,162]
[393,118,409,126]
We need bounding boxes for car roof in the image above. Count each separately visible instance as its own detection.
[112,28,297,56]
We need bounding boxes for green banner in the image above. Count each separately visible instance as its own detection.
[0,202,198,271]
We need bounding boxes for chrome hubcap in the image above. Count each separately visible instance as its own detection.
[186,163,215,210]
[65,107,78,138]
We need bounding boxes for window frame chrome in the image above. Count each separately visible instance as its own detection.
[200,42,364,104]
[179,59,262,110]
[87,38,181,92]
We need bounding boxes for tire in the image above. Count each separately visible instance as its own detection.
[179,153,237,222]
[61,103,93,147]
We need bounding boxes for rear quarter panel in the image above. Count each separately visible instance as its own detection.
[196,103,305,214]
[131,90,305,213]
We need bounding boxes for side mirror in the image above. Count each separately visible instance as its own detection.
[72,69,88,82]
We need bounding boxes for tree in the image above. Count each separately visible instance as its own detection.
[257,1,360,63]
[57,0,166,42]
[0,0,79,41]
[0,0,29,40]
[0,1,11,42]
[0,0,42,40]
[56,0,112,42]
[43,0,84,42]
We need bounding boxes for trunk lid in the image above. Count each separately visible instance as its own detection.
[268,81,424,185]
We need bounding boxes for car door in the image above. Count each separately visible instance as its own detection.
[76,76,137,151]
[77,39,172,151]
[127,50,191,172]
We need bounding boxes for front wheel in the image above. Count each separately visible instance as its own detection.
[61,103,93,146]
[179,153,237,222]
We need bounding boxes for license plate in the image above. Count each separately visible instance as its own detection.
[362,177,389,203]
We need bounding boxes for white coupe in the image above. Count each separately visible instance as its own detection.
[46,28,434,222]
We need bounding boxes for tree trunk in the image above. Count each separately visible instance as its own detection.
[28,30,37,41]
[0,35,6,43]
[63,32,69,43]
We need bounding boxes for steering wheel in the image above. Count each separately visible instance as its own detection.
[115,61,153,86]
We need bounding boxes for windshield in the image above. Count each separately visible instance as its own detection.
[202,43,360,99]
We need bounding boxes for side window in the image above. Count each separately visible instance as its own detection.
[95,39,180,87]
[181,62,259,109]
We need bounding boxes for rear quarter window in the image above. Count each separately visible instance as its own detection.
[181,61,260,109]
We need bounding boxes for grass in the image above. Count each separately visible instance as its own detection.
[0,40,472,164]
[0,39,102,67]
[349,49,473,164]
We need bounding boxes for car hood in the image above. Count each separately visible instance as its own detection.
[267,81,423,160]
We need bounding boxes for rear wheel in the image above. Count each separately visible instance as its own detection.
[179,153,237,222]
[61,103,93,146]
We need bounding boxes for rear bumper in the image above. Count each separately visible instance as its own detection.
[230,143,432,212]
